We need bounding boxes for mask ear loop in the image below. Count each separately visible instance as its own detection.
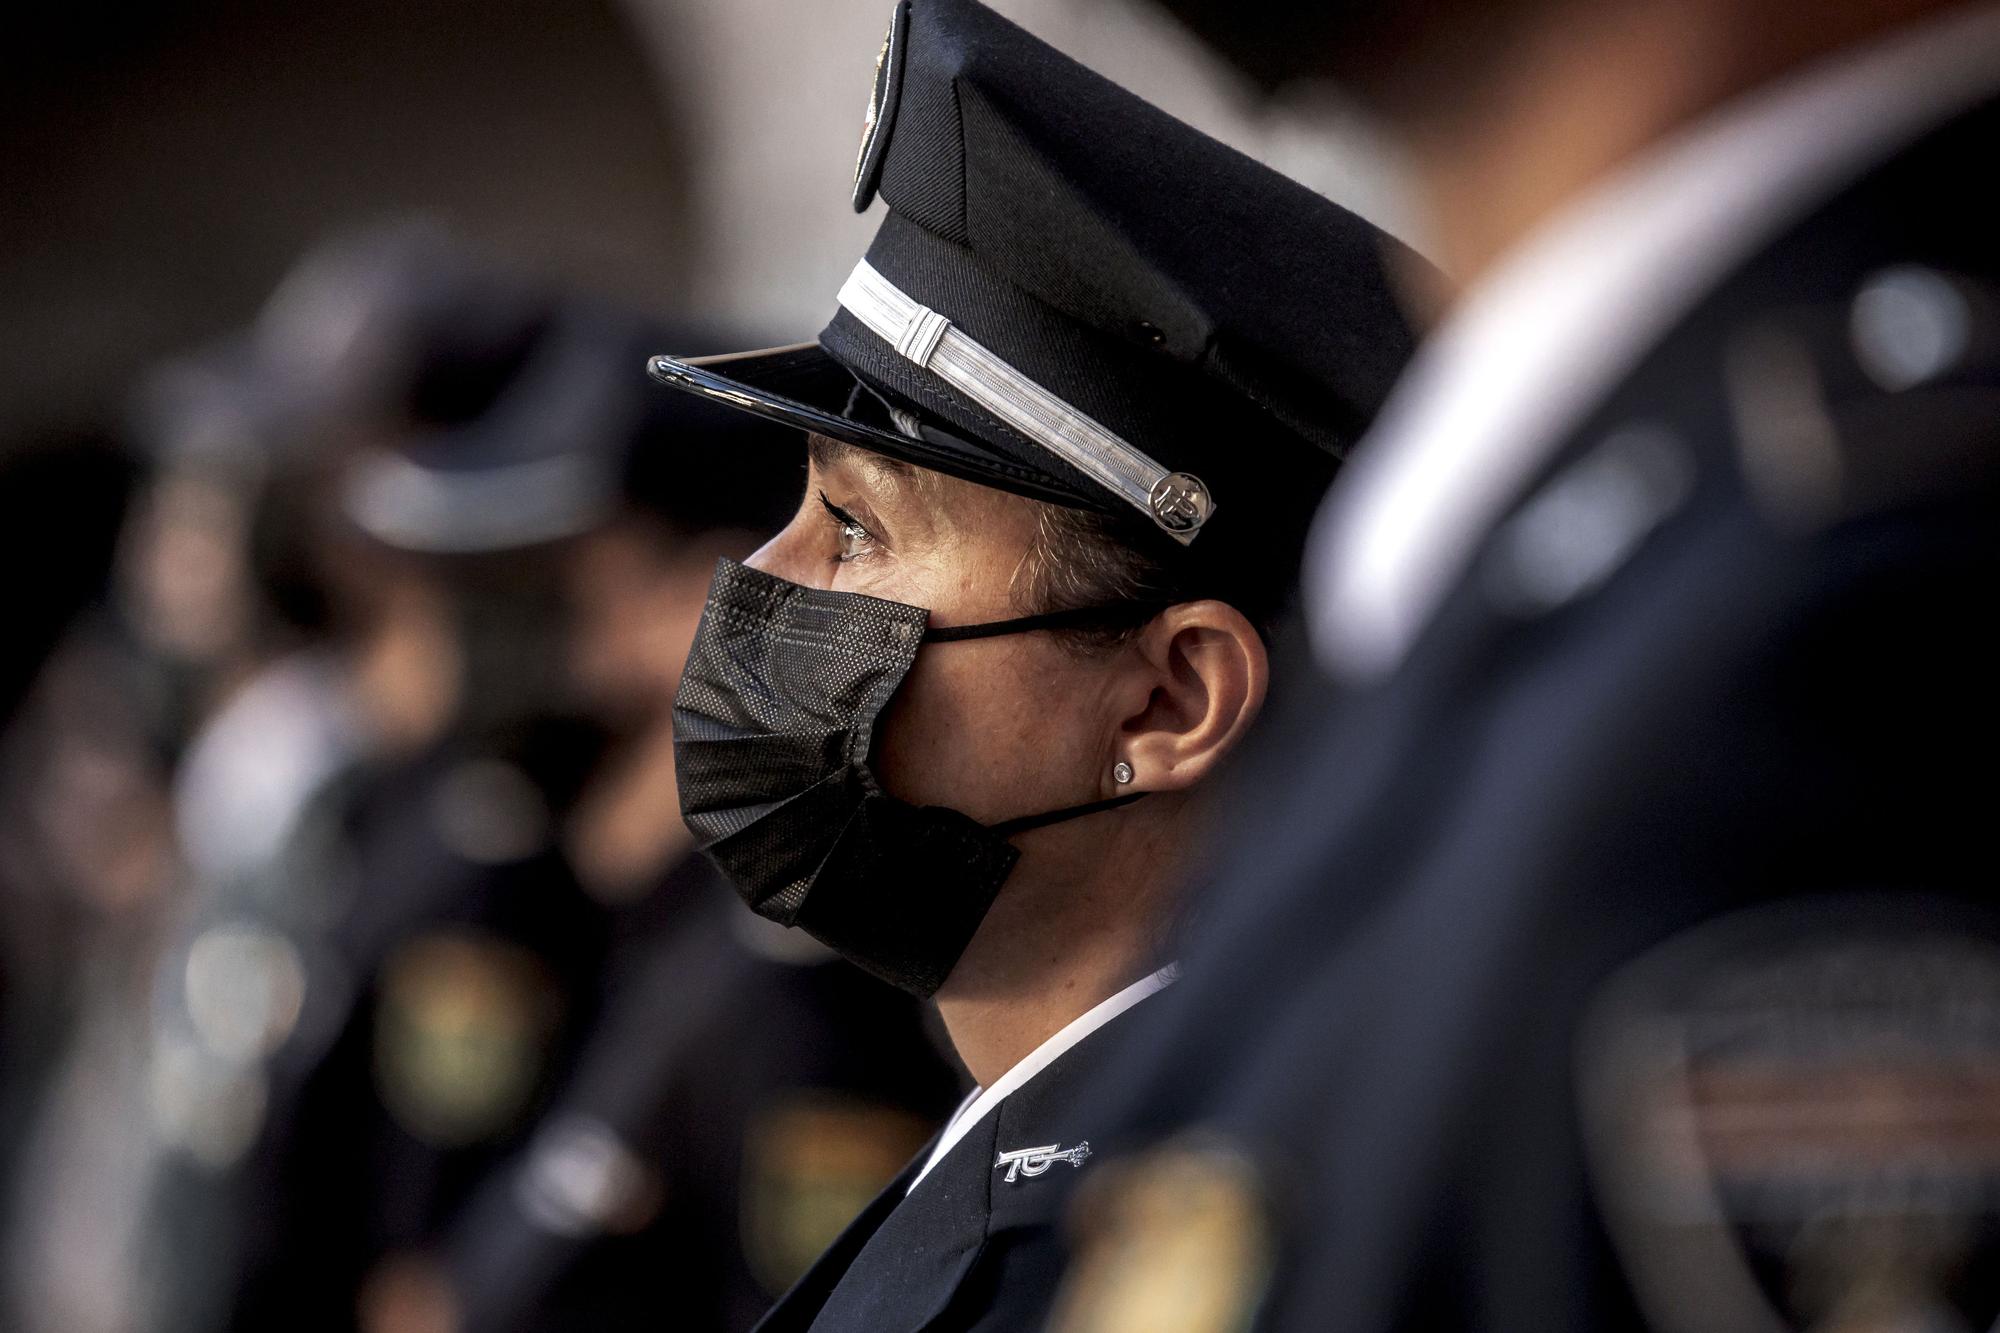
[923,601,1164,835]
[922,602,1168,643]
[988,791,1148,839]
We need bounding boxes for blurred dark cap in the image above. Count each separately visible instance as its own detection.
[342,291,800,556]
[131,220,553,478]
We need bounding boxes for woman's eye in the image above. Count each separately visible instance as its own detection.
[819,491,876,563]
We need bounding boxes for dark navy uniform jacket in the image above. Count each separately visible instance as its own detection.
[1062,76,2000,1333]
[756,998,1155,1333]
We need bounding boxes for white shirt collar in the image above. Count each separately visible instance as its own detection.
[1307,3,2000,679]
[907,964,1178,1194]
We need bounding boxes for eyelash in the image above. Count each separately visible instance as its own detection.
[818,491,875,563]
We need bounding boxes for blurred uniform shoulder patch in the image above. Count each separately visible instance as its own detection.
[1578,894,2000,1333]
[742,1093,933,1295]
[1048,1135,1273,1333]
[374,929,564,1147]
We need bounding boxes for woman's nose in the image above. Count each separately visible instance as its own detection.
[743,512,821,586]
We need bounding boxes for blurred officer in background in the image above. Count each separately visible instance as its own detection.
[1,239,396,1330]
[83,226,958,1333]
[1049,1,2000,1331]
[351,294,964,1333]
[201,253,637,1333]
[111,223,578,1333]
[644,1,1423,1328]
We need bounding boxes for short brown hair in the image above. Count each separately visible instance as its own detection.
[1018,500,1301,655]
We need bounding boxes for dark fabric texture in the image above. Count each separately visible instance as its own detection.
[755,992,1161,1333]
[672,557,1020,997]
[1061,92,2000,1333]
[874,0,968,243]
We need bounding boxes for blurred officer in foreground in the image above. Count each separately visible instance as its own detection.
[644,1,1423,1327]
[1050,1,2000,1330]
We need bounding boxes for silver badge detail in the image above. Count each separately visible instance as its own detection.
[852,2,907,211]
[854,30,890,186]
[1148,472,1213,536]
[996,1141,1094,1183]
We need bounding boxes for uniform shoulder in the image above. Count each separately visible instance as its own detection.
[1721,263,2000,532]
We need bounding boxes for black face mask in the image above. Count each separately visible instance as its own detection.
[673,557,1149,997]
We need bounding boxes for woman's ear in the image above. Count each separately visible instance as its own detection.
[1107,601,1269,795]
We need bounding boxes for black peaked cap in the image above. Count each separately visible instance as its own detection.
[649,0,1428,569]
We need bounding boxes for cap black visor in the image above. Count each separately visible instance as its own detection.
[647,344,1103,512]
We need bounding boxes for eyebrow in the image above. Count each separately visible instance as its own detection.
[807,432,915,480]
[806,432,946,548]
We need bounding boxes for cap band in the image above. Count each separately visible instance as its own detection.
[837,260,1212,543]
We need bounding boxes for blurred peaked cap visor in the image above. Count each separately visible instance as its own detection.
[130,221,555,476]
[130,333,324,473]
[348,298,801,556]
[647,0,1431,559]
[258,220,557,433]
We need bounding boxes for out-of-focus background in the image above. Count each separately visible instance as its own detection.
[0,4,1406,1330]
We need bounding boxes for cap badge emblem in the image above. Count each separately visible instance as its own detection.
[996,1141,1093,1183]
[852,1,909,212]
[1148,473,1213,535]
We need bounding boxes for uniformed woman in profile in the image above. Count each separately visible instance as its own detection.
[649,1,1426,1327]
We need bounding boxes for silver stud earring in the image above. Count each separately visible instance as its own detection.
[1112,761,1135,785]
